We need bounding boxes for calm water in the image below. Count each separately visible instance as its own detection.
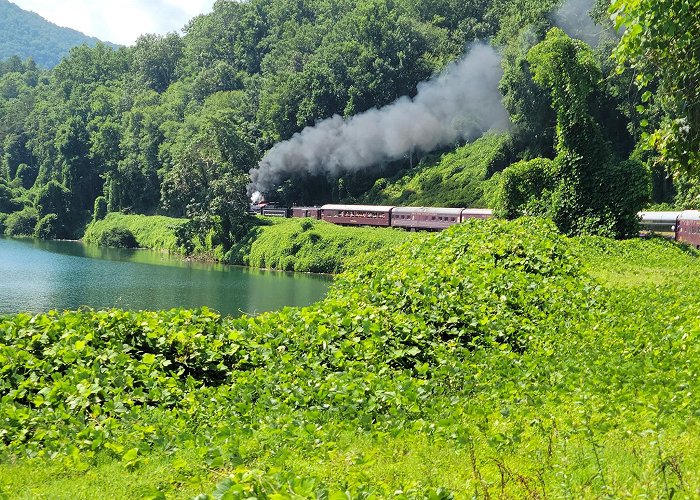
[0,237,331,316]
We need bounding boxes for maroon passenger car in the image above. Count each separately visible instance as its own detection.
[391,207,462,230]
[291,207,322,219]
[676,210,700,248]
[320,204,394,227]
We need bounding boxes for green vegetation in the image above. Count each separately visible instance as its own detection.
[0,0,108,68]
[230,217,417,273]
[82,214,411,274]
[494,29,650,237]
[611,0,700,178]
[363,133,510,208]
[1,219,699,497]
[83,213,187,252]
[0,0,696,250]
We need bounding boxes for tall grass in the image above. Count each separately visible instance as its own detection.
[228,217,418,273]
[83,213,188,253]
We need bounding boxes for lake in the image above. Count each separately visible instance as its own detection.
[0,237,331,316]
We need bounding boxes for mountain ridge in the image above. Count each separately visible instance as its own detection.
[0,0,116,68]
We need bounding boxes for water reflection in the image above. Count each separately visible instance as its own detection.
[0,237,331,316]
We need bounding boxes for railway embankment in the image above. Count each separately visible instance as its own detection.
[82,213,416,273]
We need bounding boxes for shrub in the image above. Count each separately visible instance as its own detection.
[493,157,556,218]
[4,206,38,236]
[93,196,108,222]
[34,213,67,239]
[97,227,138,248]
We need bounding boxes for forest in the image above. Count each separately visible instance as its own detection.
[0,0,697,252]
[0,0,106,68]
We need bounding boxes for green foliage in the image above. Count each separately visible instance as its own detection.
[232,217,416,273]
[2,219,700,497]
[496,29,650,238]
[83,213,187,253]
[0,0,109,68]
[3,205,38,236]
[96,227,138,248]
[0,180,17,212]
[364,133,513,207]
[33,213,66,240]
[93,196,107,222]
[611,0,700,177]
[498,25,556,159]
[493,157,556,218]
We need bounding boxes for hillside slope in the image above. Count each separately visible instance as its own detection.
[0,0,109,67]
[362,133,512,208]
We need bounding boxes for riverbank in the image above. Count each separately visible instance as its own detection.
[83,213,187,254]
[82,214,418,273]
[1,218,699,497]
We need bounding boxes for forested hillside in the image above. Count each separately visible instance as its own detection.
[0,0,697,253]
[0,0,107,68]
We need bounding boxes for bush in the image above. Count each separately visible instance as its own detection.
[493,157,556,218]
[0,181,17,212]
[97,227,138,248]
[34,213,67,239]
[4,206,38,236]
[93,196,107,222]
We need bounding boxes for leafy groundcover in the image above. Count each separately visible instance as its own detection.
[1,218,699,498]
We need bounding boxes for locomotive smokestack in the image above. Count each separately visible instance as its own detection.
[248,42,509,195]
[251,191,264,204]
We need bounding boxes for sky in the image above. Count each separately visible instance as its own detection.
[11,0,217,45]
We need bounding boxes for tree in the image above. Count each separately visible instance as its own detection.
[497,29,649,237]
[610,0,700,176]
[132,33,184,93]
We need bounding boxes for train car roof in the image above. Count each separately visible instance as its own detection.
[392,206,462,215]
[461,208,493,214]
[678,210,700,221]
[321,204,395,212]
[638,211,683,222]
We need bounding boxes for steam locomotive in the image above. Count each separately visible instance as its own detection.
[249,203,493,231]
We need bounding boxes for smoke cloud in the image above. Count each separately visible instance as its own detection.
[249,43,509,195]
[552,0,612,47]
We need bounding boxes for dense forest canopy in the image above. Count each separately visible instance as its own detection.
[0,0,110,68]
[0,0,696,248]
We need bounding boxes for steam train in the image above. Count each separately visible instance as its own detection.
[250,203,493,231]
[251,203,700,247]
[639,210,700,248]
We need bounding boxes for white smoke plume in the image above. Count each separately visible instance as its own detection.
[249,43,509,195]
[553,0,613,47]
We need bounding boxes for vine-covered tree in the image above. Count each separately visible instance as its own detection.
[496,29,650,237]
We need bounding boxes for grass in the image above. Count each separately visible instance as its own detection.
[83,213,188,253]
[82,214,416,274]
[227,216,418,273]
